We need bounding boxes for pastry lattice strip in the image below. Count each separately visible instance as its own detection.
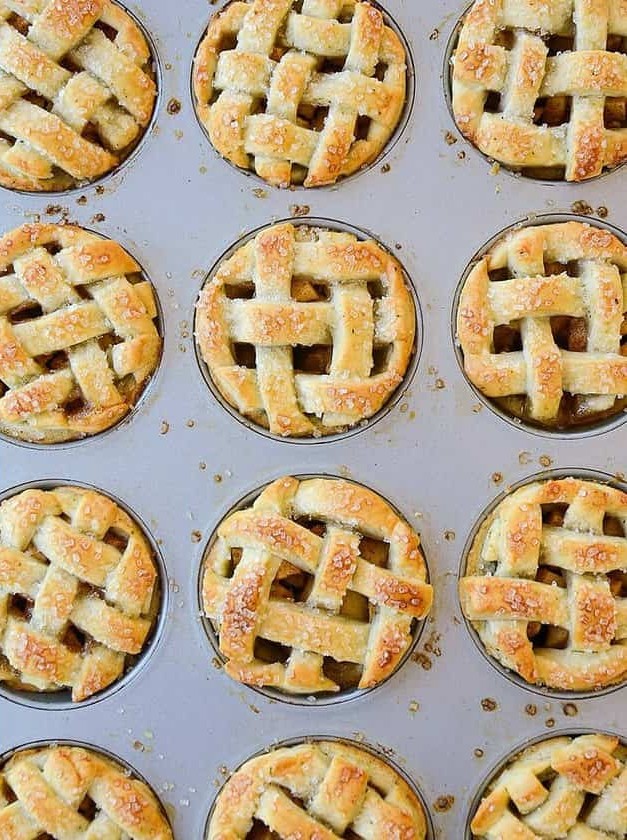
[0,486,158,701]
[0,223,161,442]
[461,478,627,690]
[196,222,414,437]
[194,0,406,187]
[208,741,427,839]
[458,222,627,425]
[471,734,627,839]
[453,0,627,180]
[0,744,172,839]
[0,0,156,190]
[203,476,432,694]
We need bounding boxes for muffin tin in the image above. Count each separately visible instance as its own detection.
[0,0,625,837]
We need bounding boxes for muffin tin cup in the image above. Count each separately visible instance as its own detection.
[443,1,627,185]
[193,216,423,445]
[463,728,627,840]
[190,0,417,191]
[203,735,436,840]
[0,479,170,711]
[0,1,163,198]
[0,224,166,451]
[196,473,431,707]
[451,212,627,439]
[1,0,626,837]
[0,739,174,833]
[458,467,627,701]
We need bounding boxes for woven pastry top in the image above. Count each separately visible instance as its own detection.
[452,0,627,181]
[0,485,160,702]
[0,0,157,192]
[460,477,627,692]
[208,740,427,839]
[0,744,172,839]
[471,733,626,839]
[195,221,415,438]
[0,223,161,444]
[193,0,407,187]
[457,221,627,430]
[202,476,432,695]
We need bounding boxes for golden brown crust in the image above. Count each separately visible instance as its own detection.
[0,744,172,839]
[452,0,627,181]
[195,221,415,438]
[0,223,161,444]
[457,221,627,429]
[208,740,427,839]
[470,734,626,838]
[192,0,406,187]
[202,476,432,695]
[0,485,160,702]
[0,0,156,192]
[460,476,627,691]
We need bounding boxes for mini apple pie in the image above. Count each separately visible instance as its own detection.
[460,476,627,692]
[202,475,432,696]
[0,485,161,702]
[0,743,172,838]
[0,223,161,444]
[207,740,427,839]
[452,0,627,180]
[195,221,415,438]
[193,0,407,187]
[457,221,627,430]
[0,0,157,191]
[470,733,626,839]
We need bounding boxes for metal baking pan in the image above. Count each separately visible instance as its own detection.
[0,0,624,837]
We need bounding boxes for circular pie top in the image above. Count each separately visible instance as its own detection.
[207,740,427,839]
[0,744,172,839]
[460,476,627,692]
[457,220,627,431]
[0,0,157,192]
[451,0,627,181]
[202,475,432,697]
[470,733,626,839]
[0,223,161,444]
[192,0,407,188]
[195,220,415,438]
[0,485,161,702]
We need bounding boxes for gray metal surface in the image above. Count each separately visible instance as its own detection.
[0,0,625,837]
